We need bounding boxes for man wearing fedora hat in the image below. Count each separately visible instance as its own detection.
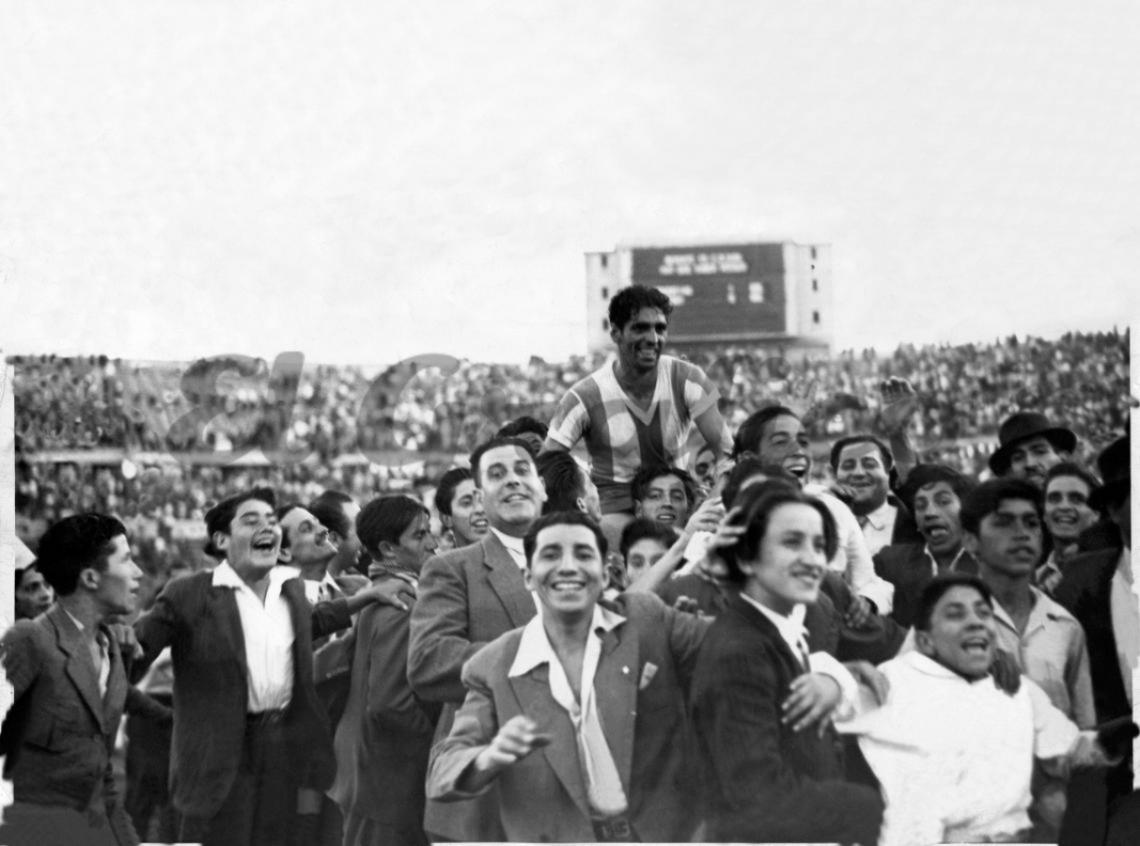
[1054,435,1135,844]
[989,412,1078,489]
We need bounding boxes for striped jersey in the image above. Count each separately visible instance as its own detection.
[547,355,720,513]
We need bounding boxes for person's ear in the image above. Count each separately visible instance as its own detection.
[78,567,101,592]
[633,501,645,518]
[575,496,588,515]
[212,530,231,555]
[523,566,536,592]
[914,630,936,658]
[378,540,396,561]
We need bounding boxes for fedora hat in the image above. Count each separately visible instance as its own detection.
[988,412,1077,476]
[1090,435,1130,511]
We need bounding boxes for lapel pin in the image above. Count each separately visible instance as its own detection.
[622,666,629,675]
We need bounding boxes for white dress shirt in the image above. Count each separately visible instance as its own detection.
[62,607,110,698]
[509,606,630,818]
[807,485,894,614]
[858,499,898,556]
[212,561,295,713]
[490,526,541,612]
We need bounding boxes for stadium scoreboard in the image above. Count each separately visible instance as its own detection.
[585,239,831,354]
[628,243,788,341]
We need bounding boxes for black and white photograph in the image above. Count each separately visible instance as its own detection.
[2,2,1137,844]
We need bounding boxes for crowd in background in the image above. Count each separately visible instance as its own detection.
[13,330,1130,598]
[12,329,1129,456]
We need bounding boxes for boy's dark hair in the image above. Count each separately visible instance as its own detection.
[959,478,1043,536]
[722,458,798,509]
[356,495,429,559]
[897,464,975,515]
[433,467,474,518]
[913,573,994,631]
[630,464,695,506]
[35,513,128,596]
[731,405,799,460]
[523,511,608,566]
[607,285,673,331]
[535,451,588,514]
[619,518,679,561]
[497,415,548,444]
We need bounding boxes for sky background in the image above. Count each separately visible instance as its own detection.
[2,0,1137,367]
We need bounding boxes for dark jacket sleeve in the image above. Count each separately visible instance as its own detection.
[693,629,882,844]
[311,597,352,640]
[364,603,439,735]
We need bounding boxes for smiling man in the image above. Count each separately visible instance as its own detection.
[830,434,921,555]
[1,514,143,846]
[840,574,1127,846]
[277,503,341,602]
[132,489,413,846]
[427,510,709,842]
[407,435,549,842]
[544,285,731,548]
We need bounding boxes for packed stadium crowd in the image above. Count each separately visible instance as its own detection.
[10,327,1129,457]
[4,287,1136,846]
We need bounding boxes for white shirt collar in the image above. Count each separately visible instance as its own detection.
[212,560,294,591]
[509,604,625,678]
[863,500,896,531]
[738,592,808,652]
[490,526,528,570]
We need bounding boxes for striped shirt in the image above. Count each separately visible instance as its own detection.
[547,355,719,513]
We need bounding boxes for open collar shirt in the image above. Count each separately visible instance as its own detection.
[212,560,295,713]
[509,605,629,819]
[990,587,1096,728]
[860,500,899,556]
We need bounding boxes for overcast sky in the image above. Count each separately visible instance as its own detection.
[2,0,1137,366]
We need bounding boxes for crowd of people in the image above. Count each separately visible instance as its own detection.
[3,286,1136,846]
[10,327,1129,456]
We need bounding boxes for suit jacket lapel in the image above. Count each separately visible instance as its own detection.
[595,620,638,798]
[482,534,535,627]
[207,580,248,677]
[50,606,106,731]
[508,667,592,821]
[730,595,801,676]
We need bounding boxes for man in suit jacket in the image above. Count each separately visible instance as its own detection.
[408,436,547,841]
[427,511,709,842]
[0,514,143,846]
[1054,435,1135,843]
[132,489,414,846]
[330,496,442,846]
[873,464,979,628]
